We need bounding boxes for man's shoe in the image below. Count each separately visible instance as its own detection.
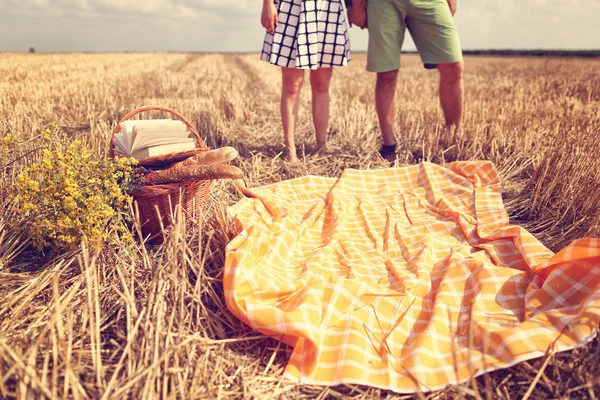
[379,143,397,163]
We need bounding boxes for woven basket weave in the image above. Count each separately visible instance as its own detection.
[110,106,211,243]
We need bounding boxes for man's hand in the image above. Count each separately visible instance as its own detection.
[447,0,457,16]
[348,0,367,29]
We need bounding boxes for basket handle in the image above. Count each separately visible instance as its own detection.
[109,106,207,158]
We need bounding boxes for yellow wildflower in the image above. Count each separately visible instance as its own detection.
[9,140,139,253]
[2,133,14,151]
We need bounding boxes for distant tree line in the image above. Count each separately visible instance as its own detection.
[463,49,600,58]
[401,49,600,58]
[14,49,600,58]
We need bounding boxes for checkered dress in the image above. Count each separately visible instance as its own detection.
[261,0,352,69]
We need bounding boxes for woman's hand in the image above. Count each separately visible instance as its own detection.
[261,1,278,34]
[348,0,367,29]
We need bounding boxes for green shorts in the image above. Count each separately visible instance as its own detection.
[366,0,463,72]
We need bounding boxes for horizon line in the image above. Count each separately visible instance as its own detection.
[2,48,600,54]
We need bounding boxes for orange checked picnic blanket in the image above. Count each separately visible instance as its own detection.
[223,161,600,393]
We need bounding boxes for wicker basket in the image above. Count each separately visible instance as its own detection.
[110,106,211,243]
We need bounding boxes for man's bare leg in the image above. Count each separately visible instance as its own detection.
[437,62,463,143]
[376,70,399,161]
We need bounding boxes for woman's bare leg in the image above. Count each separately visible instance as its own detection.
[310,68,334,152]
[281,67,305,163]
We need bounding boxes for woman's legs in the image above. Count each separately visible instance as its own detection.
[310,68,333,152]
[281,67,305,163]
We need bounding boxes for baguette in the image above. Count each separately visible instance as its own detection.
[164,154,202,171]
[195,146,238,165]
[164,146,239,172]
[142,164,244,185]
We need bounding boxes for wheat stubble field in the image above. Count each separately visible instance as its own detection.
[0,52,599,399]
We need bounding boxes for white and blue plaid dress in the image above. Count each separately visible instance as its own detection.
[261,0,352,69]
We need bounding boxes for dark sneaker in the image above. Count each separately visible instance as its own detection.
[379,143,397,163]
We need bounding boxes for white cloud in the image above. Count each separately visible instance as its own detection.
[0,0,598,52]
[2,0,200,19]
[91,0,197,17]
[183,0,254,12]
[455,0,600,49]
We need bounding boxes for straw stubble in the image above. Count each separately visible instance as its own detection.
[0,52,599,399]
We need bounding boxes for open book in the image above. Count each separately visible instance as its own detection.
[113,119,197,160]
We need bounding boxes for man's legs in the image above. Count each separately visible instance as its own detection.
[375,70,399,148]
[407,0,464,142]
[437,61,463,139]
[366,0,406,160]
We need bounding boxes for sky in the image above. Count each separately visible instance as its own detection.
[0,0,599,52]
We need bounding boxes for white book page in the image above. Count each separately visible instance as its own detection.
[130,126,143,154]
[140,136,195,148]
[112,133,128,155]
[128,119,183,129]
[131,141,196,160]
[119,121,137,153]
[135,131,191,148]
[120,119,190,151]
